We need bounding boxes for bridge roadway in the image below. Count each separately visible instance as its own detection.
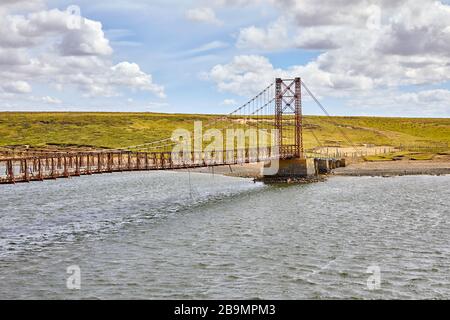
[0,146,298,184]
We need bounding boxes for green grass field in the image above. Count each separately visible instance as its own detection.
[0,112,449,152]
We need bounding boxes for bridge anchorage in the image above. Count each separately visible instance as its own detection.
[0,77,346,185]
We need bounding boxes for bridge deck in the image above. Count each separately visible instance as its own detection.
[0,147,297,184]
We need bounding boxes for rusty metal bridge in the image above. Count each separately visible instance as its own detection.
[0,78,333,184]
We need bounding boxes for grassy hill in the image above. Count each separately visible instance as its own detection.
[0,112,449,151]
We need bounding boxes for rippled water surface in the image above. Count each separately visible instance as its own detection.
[0,171,449,299]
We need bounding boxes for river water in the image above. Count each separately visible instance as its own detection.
[0,172,449,299]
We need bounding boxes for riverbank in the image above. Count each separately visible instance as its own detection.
[333,159,450,177]
[182,157,450,179]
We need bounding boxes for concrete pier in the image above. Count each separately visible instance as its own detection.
[261,157,346,183]
[263,158,316,178]
[315,159,330,174]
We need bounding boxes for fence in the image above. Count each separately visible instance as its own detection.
[308,146,397,159]
[397,143,449,153]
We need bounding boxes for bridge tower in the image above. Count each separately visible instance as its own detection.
[263,77,315,180]
[275,78,304,159]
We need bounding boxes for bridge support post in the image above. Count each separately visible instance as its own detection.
[127,152,132,171]
[7,160,15,184]
[97,154,102,173]
[38,158,44,181]
[51,157,56,179]
[24,159,30,182]
[63,156,69,178]
[145,153,149,170]
[86,154,91,175]
[136,152,141,170]
[75,155,80,176]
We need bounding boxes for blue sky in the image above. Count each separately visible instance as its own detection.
[1,0,450,117]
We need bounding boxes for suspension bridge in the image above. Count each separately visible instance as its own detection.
[0,78,347,184]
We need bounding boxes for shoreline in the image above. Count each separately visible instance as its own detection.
[332,159,450,177]
[181,159,450,179]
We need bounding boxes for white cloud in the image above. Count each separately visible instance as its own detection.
[376,1,450,56]
[207,54,349,97]
[0,48,29,65]
[347,89,450,116]
[0,6,164,100]
[234,1,450,84]
[222,99,237,106]
[213,0,265,7]
[208,55,280,96]
[110,62,165,98]
[237,20,288,51]
[105,28,141,47]
[27,95,62,104]
[207,54,450,115]
[59,19,113,56]
[185,7,222,26]
[0,9,110,53]
[0,0,44,14]
[214,0,450,115]
[294,26,341,50]
[41,96,62,104]
[1,81,32,94]
[186,41,229,55]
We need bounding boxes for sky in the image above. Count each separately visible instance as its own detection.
[1,0,450,117]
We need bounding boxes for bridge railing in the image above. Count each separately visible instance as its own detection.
[0,146,298,184]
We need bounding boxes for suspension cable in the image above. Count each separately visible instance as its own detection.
[301,81,357,150]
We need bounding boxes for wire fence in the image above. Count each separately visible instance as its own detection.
[306,142,449,160]
[397,143,449,153]
[307,146,397,159]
